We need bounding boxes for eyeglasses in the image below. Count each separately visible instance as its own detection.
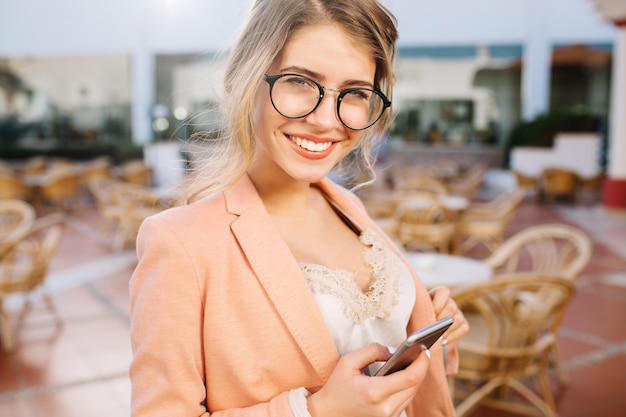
[263,73,391,131]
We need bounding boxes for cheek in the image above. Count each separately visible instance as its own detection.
[253,88,279,130]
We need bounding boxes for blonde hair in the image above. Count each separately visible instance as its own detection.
[181,0,398,204]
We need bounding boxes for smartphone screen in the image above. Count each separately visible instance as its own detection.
[373,316,454,376]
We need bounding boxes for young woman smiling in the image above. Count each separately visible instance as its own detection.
[129,1,468,416]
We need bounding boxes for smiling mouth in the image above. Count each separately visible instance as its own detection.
[288,135,332,152]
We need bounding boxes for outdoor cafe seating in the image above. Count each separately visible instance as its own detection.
[0,210,65,351]
[454,188,525,256]
[450,274,576,417]
[0,199,36,254]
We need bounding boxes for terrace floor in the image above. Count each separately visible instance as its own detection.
[1,194,625,417]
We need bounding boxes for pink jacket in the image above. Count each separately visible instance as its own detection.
[129,175,456,417]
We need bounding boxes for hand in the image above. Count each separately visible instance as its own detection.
[307,343,430,417]
[429,286,469,346]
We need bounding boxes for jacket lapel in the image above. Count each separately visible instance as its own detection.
[224,176,338,383]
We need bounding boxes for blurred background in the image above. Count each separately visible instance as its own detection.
[1,0,624,196]
[1,1,626,417]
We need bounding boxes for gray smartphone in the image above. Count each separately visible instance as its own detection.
[374,316,454,376]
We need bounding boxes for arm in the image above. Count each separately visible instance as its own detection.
[129,215,296,417]
[429,286,469,373]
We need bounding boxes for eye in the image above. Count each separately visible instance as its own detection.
[283,75,317,89]
[345,88,373,100]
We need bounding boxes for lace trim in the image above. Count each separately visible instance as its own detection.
[300,228,404,324]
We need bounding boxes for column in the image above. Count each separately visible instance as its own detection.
[522,1,551,121]
[130,49,155,145]
[603,25,626,208]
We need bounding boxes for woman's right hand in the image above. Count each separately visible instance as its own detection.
[306,343,430,417]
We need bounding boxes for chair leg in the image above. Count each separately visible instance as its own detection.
[506,377,558,417]
[0,302,16,352]
[42,293,64,328]
[455,376,558,417]
[15,292,64,334]
[455,377,503,417]
[549,345,569,385]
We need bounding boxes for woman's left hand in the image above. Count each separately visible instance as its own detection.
[429,286,468,346]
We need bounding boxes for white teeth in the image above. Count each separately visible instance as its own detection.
[289,135,332,152]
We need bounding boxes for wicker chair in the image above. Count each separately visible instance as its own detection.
[105,181,164,251]
[119,159,153,186]
[392,168,448,196]
[0,213,65,351]
[0,172,33,201]
[578,172,604,202]
[483,223,592,384]
[0,200,36,254]
[38,169,82,213]
[538,168,579,204]
[484,223,592,281]
[450,275,576,417]
[395,197,456,253]
[360,190,396,219]
[513,170,539,200]
[81,157,114,186]
[455,188,525,256]
[446,163,487,200]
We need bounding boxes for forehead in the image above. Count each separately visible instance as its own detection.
[274,23,376,83]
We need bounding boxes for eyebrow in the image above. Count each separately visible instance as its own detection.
[277,65,375,89]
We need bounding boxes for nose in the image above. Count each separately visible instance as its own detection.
[304,88,342,130]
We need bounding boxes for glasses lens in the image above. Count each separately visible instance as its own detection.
[267,74,389,130]
[270,75,320,118]
[338,88,386,130]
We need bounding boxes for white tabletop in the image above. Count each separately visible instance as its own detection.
[401,194,469,212]
[404,252,492,288]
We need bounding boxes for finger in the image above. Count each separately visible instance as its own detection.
[373,352,430,412]
[386,381,421,417]
[439,300,464,341]
[435,300,459,326]
[394,350,430,385]
[444,314,469,345]
[429,287,450,314]
[342,343,393,372]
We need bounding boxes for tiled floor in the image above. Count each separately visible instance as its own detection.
[1,195,625,417]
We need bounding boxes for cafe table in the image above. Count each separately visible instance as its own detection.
[400,194,469,220]
[403,252,492,289]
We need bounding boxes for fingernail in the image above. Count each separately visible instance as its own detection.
[424,348,431,360]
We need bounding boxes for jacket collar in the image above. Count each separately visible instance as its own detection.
[223,174,339,384]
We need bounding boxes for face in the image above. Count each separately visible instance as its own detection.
[250,23,376,185]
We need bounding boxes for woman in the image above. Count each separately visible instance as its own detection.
[129,0,468,416]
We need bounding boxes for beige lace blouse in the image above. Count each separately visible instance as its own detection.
[300,227,416,375]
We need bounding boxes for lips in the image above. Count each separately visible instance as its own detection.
[288,135,332,152]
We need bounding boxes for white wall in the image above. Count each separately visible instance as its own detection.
[0,0,247,56]
[0,0,617,57]
[0,0,619,143]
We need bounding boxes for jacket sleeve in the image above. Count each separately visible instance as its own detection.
[128,215,296,417]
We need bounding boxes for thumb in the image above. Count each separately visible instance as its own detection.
[341,343,393,372]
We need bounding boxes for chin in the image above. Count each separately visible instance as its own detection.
[287,167,332,184]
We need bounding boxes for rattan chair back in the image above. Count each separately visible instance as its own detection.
[451,274,576,417]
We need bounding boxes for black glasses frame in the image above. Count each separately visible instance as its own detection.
[263,73,391,131]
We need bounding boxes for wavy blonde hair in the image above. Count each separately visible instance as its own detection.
[181,0,398,204]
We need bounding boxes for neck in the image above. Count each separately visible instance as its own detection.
[247,170,322,215]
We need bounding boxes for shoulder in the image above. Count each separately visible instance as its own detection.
[137,193,235,254]
[148,194,230,231]
[143,173,261,235]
